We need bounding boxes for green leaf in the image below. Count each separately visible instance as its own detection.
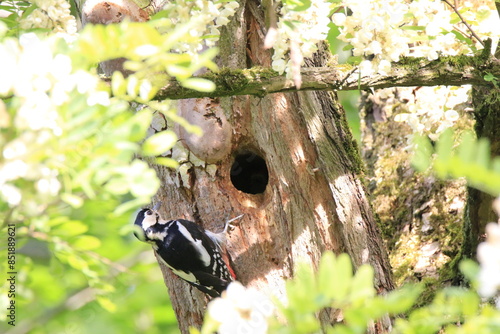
[139,79,158,101]
[155,157,180,168]
[459,259,480,282]
[111,70,127,97]
[347,56,362,65]
[342,44,354,51]
[60,193,84,208]
[477,7,492,21]
[283,0,312,11]
[114,197,151,216]
[181,78,216,92]
[142,131,177,156]
[400,25,426,31]
[126,75,140,98]
[166,64,192,79]
[434,128,454,178]
[381,284,423,314]
[190,327,201,334]
[484,73,496,82]
[286,261,318,312]
[53,221,88,237]
[67,254,89,271]
[411,135,433,171]
[103,176,130,195]
[190,47,219,73]
[457,131,476,164]
[70,235,102,250]
[97,297,117,313]
[318,251,337,300]
[476,138,491,168]
[331,253,353,303]
[349,264,376,303]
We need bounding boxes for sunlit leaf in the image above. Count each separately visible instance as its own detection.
[283,0,312,11]
[67,254,89,271]
[155,157,180,168]
[114,197,151,216]
[97,297,117,313]
[111,70,127,97]
[53,221,88,237]
[349,264,376,303]
[60,193,84,208]
[381,284,423,314]
[180,78,216,92]
[318,251,336,299]
[459,259,480,282]
[411,135,433,171]
[476,138,491,168]
[457,131,475,164]
[331,253,353,303]
[434,128,454,177]
[142,130,177,156]
[400,25,426,31]
[70,235,102,251]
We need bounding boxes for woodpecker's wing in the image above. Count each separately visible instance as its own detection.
[153,219,233,296]
[186,271,230,297]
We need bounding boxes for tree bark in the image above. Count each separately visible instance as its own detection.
[150,1,393,332]
[463,86,500,259]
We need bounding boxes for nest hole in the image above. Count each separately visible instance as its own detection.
[230,152,269,194]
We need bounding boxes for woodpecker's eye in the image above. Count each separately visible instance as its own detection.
[146,210,153,215]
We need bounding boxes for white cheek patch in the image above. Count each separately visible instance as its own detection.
[141,215,158,230]
[176,222,211,267]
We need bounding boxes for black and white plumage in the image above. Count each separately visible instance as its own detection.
[133,204,237,298]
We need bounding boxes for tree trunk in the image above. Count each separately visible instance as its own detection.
[463,86,500,259]
[149,1,394,332]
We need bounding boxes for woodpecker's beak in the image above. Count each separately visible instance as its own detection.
[153,201,162,211]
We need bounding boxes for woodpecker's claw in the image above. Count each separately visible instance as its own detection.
[223,214,244,234]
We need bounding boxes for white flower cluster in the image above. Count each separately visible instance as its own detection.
[270,0,331,77]
[19,0,77,39]
[206,282,274,334]
[0,32,108,207]
[393,85,470,141]
[332,0,500,75]
[161,0,239,53]
[477,198,500,307]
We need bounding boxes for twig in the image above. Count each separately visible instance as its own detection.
[442,0,485,47]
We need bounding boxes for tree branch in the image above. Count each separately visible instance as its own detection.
[154,54,500,100]
[442,0,485,47]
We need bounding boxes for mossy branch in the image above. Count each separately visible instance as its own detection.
[153,54,500,100]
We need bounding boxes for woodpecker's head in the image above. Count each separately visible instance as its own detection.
[133,202,164,242]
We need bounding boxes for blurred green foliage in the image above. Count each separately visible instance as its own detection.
[412,129,500,196]
[273,252,500,334]
[0,3,218,332]
[270,252,422,334]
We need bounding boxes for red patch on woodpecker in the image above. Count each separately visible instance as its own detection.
[220,247,237,280]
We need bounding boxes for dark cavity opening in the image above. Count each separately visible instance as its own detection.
[230,152,269,194]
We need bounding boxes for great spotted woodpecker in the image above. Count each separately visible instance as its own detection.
[133,202,239,297]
